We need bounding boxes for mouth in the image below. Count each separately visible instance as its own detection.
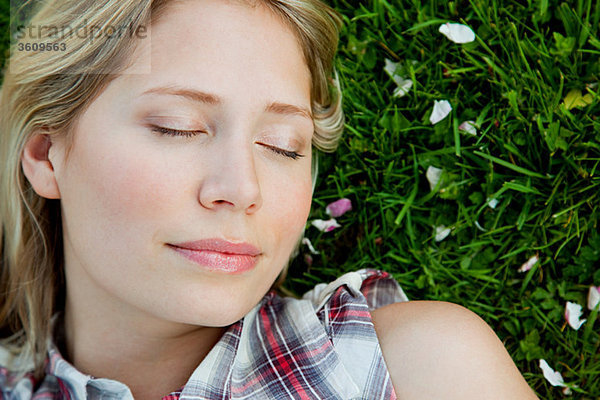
[169,238,261,255]
[167,238,261,274]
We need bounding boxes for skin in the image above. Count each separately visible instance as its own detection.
[21,1,539,399]
[24,1,313,398]
[371,301,539,399]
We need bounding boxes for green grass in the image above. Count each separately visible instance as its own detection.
[283,1,600,398]
[1,0,599,398]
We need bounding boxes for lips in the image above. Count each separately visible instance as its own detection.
[168,238,261,274]
[169,238,261,256]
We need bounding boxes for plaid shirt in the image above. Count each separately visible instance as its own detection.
[1,269,408,399]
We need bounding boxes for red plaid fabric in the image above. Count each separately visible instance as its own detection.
[1,269,408,399]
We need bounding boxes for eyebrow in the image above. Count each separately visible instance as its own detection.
[142,86,314,121]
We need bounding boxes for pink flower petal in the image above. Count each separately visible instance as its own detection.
[588,286,600,311]
[458,120,477,136]
[325,198,353,218]
[311,218,341,232]
[565,301,586,330]
[303,253,313,266]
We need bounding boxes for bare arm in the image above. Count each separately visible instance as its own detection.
[371,301,539,400]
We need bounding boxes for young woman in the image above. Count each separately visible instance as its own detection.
[0,0,539,398]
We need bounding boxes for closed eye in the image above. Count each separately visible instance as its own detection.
[262,145,305,160]
[150,126,205,138]
[151,126,305,160]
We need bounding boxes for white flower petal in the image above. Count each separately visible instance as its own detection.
[486,197,499,209]
[588,286,600,311]
[384,58,413,97]
[325,198,353,218]
[383,59,406,86]
[384,58,400,78]
[518,255,539,273]
[301,238,318,255]
[426,166,443,191]
[311,218,341,232]
[565,301,586,330]
[393,79,413,97]
[459,120,478,136]
[439,23,476,43]
[434,225,451,242]
[539,359,566,387]
[430,100,452,124]
[474,220,487,232]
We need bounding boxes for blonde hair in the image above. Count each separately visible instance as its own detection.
[0,0,344,376]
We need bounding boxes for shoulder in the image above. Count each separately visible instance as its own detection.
[371,301,539,399]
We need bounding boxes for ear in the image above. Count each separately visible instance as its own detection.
[21,133,61,199]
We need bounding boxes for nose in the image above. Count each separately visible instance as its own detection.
[197,138,263,214]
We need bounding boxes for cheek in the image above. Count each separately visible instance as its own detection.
[98,160,175,220]
[61,138,178,239]
[264,175,312,240]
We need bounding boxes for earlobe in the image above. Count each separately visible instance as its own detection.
[21,133,62,199]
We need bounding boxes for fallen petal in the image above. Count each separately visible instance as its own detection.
[588,286,600,311]
[383,58,400,78]
[303,253,313,266]
[486,197,499,209]
[430,100,452,124]
[539,359,566,387]
[301,238,318,255]
[565,301,586,330]
[474,220,487,232]
[518,255,539,273]
[426,166,443,191]
[393,79,413,97]
[311,218,341,232]
[459,120,477,136]
[383,58,413,97]
[434,225,451,242]
[325,198,353,218]
[439,22,476,43]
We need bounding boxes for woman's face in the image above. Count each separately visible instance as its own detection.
[49,0,313,327]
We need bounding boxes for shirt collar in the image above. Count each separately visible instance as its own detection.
[45,289,362,399]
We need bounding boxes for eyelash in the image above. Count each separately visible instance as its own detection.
[150,126,305,160]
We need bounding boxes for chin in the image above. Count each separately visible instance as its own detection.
[166,292,260,328]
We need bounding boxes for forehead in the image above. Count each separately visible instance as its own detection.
[123,0,312,103]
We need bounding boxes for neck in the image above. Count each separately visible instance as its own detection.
[63,294,226,400]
